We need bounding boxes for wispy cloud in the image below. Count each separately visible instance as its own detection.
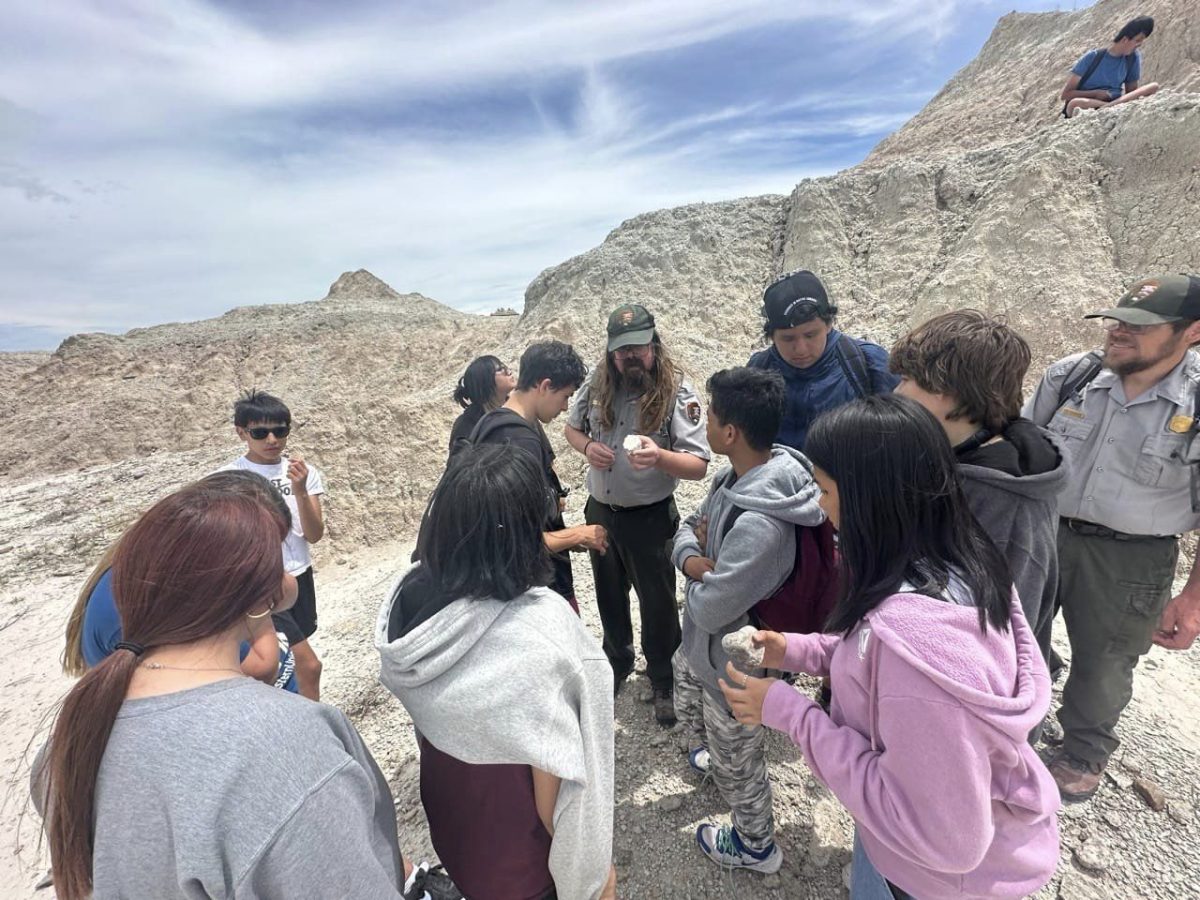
[0,0,1087,349]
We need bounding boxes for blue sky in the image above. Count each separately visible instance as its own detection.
[0,0,1088,351]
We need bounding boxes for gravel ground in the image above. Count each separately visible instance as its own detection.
[3,505,1197,900]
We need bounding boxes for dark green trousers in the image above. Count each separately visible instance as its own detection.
[1056,522,1178,766]
[584,495,681,689]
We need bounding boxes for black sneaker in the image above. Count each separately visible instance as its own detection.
[404,862,462,900]
[653,686,677,727]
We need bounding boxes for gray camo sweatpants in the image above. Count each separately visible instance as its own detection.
[672,649,775,850]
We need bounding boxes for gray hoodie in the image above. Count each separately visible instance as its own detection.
[957,421,1070,664]
[376,578,614,900]
[672,445,825,701]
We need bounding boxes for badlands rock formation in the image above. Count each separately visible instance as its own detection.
[3,0,1200,895]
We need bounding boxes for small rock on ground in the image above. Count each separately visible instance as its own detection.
[1132,776,1167,812]
[1168,801,1194,824]
[1072,838,1111,873]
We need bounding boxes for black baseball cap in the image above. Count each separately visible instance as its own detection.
[607,304,656,351]
[1084,275,1200,325]
[762,270,837,330]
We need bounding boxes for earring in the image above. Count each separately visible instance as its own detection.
[246,600,276,620]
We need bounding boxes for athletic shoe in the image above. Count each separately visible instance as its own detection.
[688,746,710,775]
[1047,751,1104,802]
[695,823,782,874]
[653,686,677,727]
[404,861,463,900]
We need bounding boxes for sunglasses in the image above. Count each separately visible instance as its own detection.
[247,425,291,440]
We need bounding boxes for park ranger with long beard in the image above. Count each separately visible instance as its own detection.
[565,304,711,727]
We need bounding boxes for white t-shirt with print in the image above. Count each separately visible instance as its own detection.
[219,456,325,575]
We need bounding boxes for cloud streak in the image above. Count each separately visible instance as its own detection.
[0,0,1086,350]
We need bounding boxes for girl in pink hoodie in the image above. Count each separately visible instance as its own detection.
[721,395,1060,899]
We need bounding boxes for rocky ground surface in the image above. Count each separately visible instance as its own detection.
[3,490,1198,899]
[4,0,1200,895]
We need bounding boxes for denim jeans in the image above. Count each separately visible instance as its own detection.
[851,832,913,900]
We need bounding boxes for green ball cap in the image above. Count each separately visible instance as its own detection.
[607,304,657,351]
[1084,274,1200,325]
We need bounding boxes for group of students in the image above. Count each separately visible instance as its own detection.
[34,262,1200,899]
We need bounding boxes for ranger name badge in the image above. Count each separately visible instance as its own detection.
[1169,415,1194,434]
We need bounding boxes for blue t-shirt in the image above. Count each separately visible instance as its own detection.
[80,569,299,693]
[1072,49,1141,100]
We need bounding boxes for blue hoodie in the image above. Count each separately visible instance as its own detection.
[748,329,898,450]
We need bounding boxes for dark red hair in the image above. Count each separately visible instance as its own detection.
[46,479,286,899]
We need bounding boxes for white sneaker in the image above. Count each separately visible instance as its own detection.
[696,823,782,873]
[688,746,710,775]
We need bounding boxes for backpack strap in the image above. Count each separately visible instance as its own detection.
[1076,49,1107,91]
[1055,351,1105,410]
[1063,49,1107,118]
[835,338,874,399]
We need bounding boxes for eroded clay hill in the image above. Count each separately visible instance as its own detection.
[2,0,1198,574]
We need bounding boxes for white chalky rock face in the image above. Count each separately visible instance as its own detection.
[623,434,642,453]
[721,625,765,669]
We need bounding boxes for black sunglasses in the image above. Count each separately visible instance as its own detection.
[247,425,290,440]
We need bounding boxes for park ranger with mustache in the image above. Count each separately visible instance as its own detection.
[1025,275,1200,801]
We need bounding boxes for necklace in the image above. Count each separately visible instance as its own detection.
[140,662,244,675]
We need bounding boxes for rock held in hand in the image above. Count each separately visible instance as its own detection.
[623,434,642,453]
[722,625,764,669]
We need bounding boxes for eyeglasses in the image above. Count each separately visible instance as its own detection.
[613,344,653,358]
[247,425,290,440]
[1101,318,1155,335]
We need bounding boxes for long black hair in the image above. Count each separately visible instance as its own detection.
[453,355,505,409]
[805,394,1012,635]
[423,443,551,601]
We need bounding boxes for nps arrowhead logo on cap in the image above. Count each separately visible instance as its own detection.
[607,304,657,352]
[1084,274,1200,326]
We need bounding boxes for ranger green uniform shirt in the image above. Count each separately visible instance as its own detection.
[567,372,711,507]
[1023,350,1200,536]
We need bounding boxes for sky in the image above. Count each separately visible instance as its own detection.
[0,0,1090,351]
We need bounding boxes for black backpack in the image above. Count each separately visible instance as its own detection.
[749,336,876,399]
[411,410,561,562]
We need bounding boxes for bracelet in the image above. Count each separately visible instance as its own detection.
[584,439,594,455]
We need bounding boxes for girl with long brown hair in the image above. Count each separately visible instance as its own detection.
[38,479,411,899]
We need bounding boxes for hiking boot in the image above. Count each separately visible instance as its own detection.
[688,746,710,775]
[653,686,677,727]
[695,823,782,874]
[404,861,462,900]
[1047,751,1104,802]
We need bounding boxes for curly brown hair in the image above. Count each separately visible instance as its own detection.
[889,309,1031,433]
[590,335,682,434]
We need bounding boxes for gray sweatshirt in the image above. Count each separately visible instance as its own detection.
[672,445,825,701]
[376,580,614,900]
[42,678,406,899]
[958,421,1070,664]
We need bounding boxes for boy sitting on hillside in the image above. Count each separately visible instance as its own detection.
[221,390,327,700]
[1061,15,1159,118]
[671,367,825,874]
